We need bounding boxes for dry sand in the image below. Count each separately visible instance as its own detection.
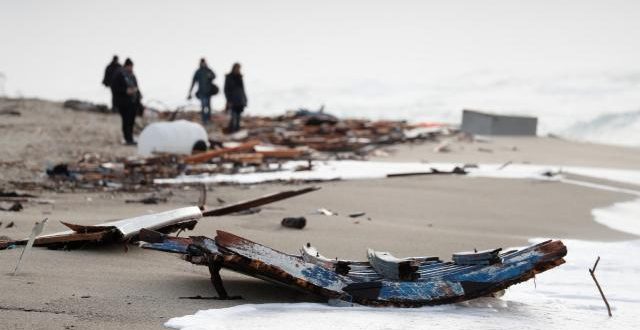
[0,98,638,329]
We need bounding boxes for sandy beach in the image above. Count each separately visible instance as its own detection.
[0,98,639,329]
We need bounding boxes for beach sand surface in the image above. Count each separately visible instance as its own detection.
[0,98,638,329]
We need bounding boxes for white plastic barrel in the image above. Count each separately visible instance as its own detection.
[137,120,208,156]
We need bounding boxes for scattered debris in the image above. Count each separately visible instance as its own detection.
[433,140,451,153]
[0,190,37,198]
[0,207,201,250]
[316,208,338,216]
[387,166,467,177]
[125,194,169,204]
[63,99,110,114]
[0,187,320,250]
[202,187,319,217]
[5,221,14,228]
[142,231,567,307]
[281,217,307,229]
[498,161,513,170]
[0,108,20,116]
[231,207,261,216]
[13,218,48,275]
[0,201,23,212]
[589,256,612,317]
[36,111,456,191]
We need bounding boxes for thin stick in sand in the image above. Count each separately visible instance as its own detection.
[13,218,48,275]
[589,256,612,317]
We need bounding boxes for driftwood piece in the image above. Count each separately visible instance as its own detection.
[202,186,319,217]
[589,256,612,317]
[183,140,260,164]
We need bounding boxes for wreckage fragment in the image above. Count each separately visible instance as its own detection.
[452,248,502,265]
[202,186,319,217]
[0,187,320,250]
[0,207,202,250]
[142,231,567,307]
[366,249,424,281]
[183,140,261,164]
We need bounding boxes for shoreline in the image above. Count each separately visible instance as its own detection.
[1,97,639,329]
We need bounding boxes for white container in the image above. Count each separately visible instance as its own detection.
[137,120,208,156]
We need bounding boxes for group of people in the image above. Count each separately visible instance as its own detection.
[102,56,247,145]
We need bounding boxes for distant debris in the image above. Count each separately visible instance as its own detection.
[0,201,23,212]
[316,208,338,216]
[125,193,169,204]
[63,99,110,114]
[461,109,537,136]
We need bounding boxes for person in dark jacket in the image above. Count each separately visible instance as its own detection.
[111,58,142,145]
[102,55,121,113]
[224,63,247,133]
[188,58,217,125]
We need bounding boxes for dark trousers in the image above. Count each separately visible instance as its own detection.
[119,104,136,143]
[199,96,211,125]
[228,106,244,133]
[110,92,118,113]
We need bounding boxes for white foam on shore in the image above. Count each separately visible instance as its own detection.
[155,161,640,191]
[164,162,640,330]
[155,161,562,185]
[592,199,640,236]
[165,238,640,330]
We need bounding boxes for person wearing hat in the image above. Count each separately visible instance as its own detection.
[111,58,142,145]
[187,58,217,125]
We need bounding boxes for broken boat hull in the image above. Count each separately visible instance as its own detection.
[141,230,567,307]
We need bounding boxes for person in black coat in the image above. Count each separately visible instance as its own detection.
[102,55,121,113]
[224,63,247,133]
[111,58,142,145]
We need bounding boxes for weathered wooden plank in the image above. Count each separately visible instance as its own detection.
[203,187,319,217]
[215,230,350,295]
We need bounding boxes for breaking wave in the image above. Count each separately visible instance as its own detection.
[561,110,640,147]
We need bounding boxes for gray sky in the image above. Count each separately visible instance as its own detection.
[1,0,639,114]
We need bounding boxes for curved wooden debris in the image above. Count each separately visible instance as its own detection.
[141,232,567,307]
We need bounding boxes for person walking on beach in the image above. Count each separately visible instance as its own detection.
[111,58,142,145]
[188,58,217,125]
[102,55,121,113]
[224,63,247,133]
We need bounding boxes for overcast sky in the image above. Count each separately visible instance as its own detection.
[1,0,639,112]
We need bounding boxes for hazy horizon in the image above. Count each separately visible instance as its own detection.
[2,0,640,143]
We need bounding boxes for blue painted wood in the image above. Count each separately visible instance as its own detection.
[142,231,565,306]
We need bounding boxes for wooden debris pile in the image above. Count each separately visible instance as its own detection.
[42,110,454,190]
[163,109,454,154]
